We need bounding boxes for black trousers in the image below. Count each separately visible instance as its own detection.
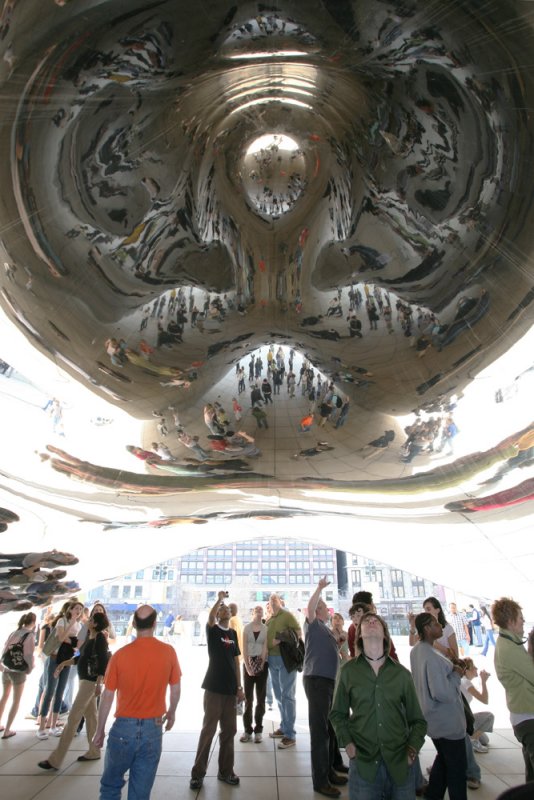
[514,719,534,783]
[303,675,336,789]
[242,663,268,734]
[426,736,467,800]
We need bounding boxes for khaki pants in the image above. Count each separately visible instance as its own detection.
[48,679,100,768]
[191,690,236,779]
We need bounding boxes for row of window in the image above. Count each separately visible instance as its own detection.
[110,585,144,599]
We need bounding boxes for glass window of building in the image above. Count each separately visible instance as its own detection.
[134,586,143,598]
[122,586,131,598]
[412,578,426,597]
[111,585,119,598]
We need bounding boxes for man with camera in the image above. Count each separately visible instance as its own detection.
[190,591,245,790]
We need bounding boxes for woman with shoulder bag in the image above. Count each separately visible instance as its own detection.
[36,601,83,739]
[0,612,36,738]
[38,611,111,770]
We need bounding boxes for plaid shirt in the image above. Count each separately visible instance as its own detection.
[448,611,469,641]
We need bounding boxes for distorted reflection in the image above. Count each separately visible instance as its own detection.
[0,0,532,509]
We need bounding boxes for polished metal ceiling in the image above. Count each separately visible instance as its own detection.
[0,0,532,606]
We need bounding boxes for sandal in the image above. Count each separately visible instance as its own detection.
[2,730,16,739]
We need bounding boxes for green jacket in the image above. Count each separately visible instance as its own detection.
[266,609,300,656]
[330,655,427,786]
[495,630,534,713]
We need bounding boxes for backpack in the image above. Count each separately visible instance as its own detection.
[1,631,31,671]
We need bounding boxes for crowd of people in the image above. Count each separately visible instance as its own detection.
[1,589,532,800]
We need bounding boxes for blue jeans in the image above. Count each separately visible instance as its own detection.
[266,671,273,706]
[100,717,163,800]
[481,629,496,656]
[349,757,416,800]
[472,625,483,647]
[457,638,470,656]
[465,735,481,781]
[268,655,297,739]
[39,656,71,717]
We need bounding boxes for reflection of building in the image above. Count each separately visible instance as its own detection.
[86,539,439,636]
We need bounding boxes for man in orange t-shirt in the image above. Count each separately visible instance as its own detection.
[93,605,181,799]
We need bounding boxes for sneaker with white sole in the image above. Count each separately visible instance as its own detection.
[51,727,63,737]
[36,731,48,740]
[269,728,284,738]
[254,733,263,743]
[467,778,481,790]
[470,739,488,754]
[278,737,296,749]
[240,732,252,742]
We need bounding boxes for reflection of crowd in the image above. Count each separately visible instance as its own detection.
[400,410,459,463]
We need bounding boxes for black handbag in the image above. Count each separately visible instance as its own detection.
[461,692,475,736]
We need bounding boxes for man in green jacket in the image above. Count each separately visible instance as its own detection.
[266,594,301,749]
[330,612,426,798]
[493,597,534,783]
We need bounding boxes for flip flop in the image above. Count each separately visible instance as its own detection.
[2,731,16,739]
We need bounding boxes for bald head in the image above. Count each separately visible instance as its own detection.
[134,604,157,631]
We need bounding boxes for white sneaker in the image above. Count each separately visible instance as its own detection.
[51,727,63,737]
[240,733,252,742]
[471,739,488,754]
[36,731,48,740]
[254,733,262,743]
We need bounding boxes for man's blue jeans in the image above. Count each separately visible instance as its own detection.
[268,655,297,739]
[349,757,416,800]
[100,717,163,800]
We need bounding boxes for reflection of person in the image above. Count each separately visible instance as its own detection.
[331,613,426,799]
[410,612,467,800]
[93,605,181,799]
[190,592,244,789]
[299,412,314,432]
[493,597,534,783]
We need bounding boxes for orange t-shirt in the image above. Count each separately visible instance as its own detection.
[105,637,181,719]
